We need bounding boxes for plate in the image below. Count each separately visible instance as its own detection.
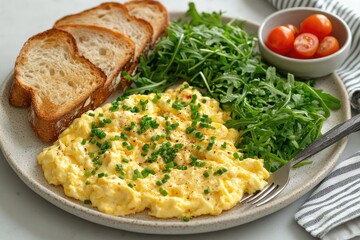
[0,13,351,235]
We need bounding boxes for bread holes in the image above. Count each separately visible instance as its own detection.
[63,53,69,60]
[32,83,40,89]
[67,81,76,88]
[49,68,55,76]
[99,48,107,56]
[9,28,106,142]
[79,36,85,43]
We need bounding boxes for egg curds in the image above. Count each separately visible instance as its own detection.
[38,83,270,220]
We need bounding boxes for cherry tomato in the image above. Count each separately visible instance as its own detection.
[300,14,332,40]
[293,33,319,58]
[315,36,340,57]
[286,49,307,59]
[265,26,295,55]
[284,24,299,36]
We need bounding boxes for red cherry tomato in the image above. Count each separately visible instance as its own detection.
[265,26,295,55]
[300,14,332,40]
[284,24,299,36]
[315,36,340,57]
[286,49,307,59]
[293,33,319,58]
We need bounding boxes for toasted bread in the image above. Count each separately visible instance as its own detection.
[56,24,135,106]
[54,2,153,77]
[125,0,169,45]
[9,29,106,142]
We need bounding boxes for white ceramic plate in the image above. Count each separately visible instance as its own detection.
[0,13,351,235]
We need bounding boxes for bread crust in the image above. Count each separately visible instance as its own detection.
[54,2,153,62]
[9,29,106,142]
[125,0,169,45]
[9,1,169,142]
[55,24,136,107]
[54,2,154,95]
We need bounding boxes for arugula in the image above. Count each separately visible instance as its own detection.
[125,3,341,172]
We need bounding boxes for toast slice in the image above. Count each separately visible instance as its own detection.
[125,0,169,46]
[9,29,106,142]
[56,24,135,106]
[54,2,153,78]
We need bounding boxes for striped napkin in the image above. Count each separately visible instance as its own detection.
[267,1,360,239]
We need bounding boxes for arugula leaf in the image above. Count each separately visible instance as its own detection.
[126,3,341,172]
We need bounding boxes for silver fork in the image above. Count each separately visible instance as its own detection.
[241,114,360,207]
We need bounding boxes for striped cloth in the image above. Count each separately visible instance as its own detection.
[267,1,360,239]
[294,152,360,239]
[267,0,360,111]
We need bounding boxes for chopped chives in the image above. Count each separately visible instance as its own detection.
[111,135,121,141]
[159,187,168,196]
[140,99,149,111]
[156,174,170,186]
[125,122,136,131]
[182,216,190,222]
[122,104,131,110]
[115,164,123,172]
[214,168,228,176]
[103,118,111,124]
[120,132,128,140]
[151,93,161,103]
[206,136,216,150]
[130,106,140,113]
[233,152,240,159]
[141,167,155,178]
[98,172,106,178]
[174,143,184,149]
[132,169,142,180]
[177,165,188,170]
[137,115,159,134]
[109,102,119,112]
[172,97,185,110]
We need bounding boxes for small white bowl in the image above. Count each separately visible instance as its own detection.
[258,7,352,78]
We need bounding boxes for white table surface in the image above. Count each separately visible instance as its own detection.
[1,0,360,239]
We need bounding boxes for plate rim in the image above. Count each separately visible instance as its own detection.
[0,13,351,235]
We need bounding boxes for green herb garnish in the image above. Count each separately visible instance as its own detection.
[124,3,340,172]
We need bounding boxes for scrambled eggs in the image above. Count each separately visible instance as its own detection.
[38,83,269,219]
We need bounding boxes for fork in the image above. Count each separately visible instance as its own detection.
[241,114,360,207]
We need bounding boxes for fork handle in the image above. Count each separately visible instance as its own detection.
[292,114,360,165]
